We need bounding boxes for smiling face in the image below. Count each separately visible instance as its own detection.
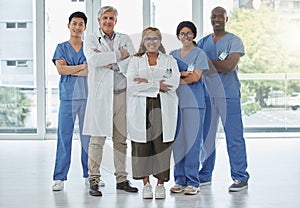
[68,17,86,38]
[143,31,161,53]
[178,27,195,47]
[210,7,228,32]
[98,11,117,37]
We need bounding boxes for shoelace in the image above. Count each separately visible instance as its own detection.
[91,179,100,186]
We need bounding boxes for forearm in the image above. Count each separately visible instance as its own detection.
[180,70,202,84]
[57,64,85,75]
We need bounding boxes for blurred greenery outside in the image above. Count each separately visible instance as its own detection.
[227,4,300,115]
[0,87,30,127]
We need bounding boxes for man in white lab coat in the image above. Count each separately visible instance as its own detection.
[83,6,138,197]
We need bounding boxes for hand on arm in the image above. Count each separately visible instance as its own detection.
[55,58,87,76]
[159,80,172,93]
[119,49,130,60]
[180,69,203,84]
[211,53,241,73]
[134,77,149,84]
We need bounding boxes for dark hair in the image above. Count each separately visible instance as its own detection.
[69,11,88,26]
[176,21,197,39]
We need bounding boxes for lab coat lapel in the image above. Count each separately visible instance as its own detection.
[97,30,111,52]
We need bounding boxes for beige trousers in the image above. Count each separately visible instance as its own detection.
[88,91,128,183]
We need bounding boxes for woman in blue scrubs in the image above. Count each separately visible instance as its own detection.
[169,21,209,195]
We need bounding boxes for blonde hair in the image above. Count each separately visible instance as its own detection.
[135,27,166,56]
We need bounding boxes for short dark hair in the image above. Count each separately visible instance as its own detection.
[176,21,197,39]
[68,11,87,26]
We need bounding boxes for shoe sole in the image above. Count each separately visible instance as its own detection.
[200,182,211,187]
[170,189,184,193]
[143,195,153,199]
[89,190,102,197]
[52,188,63,191]
[228,185,248,192]
[155,195,165,199]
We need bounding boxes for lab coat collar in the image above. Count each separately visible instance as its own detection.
[99,28,116,40]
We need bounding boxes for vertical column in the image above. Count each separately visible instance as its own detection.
[86,0,102,34]
[192,0,203,39]
[35,0,46,139]
[143,0,151,28]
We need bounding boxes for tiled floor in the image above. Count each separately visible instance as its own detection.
[0,138,299,208]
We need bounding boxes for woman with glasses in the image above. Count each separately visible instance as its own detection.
[169,21,209,195]
[126,27,180,199]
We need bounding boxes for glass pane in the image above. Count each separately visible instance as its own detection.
[203,1,300,132]
[101,0,143,53]
[150,0,191,53]
[0,0,36,133]
[101,0,143,35]
[6,22,16,28]
[45,0,86,130]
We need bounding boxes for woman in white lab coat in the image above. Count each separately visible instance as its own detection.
[126,27,180,199]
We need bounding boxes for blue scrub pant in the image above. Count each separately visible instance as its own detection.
[53,99,90,181]
[199,97,249,182]
[173,108,205,187]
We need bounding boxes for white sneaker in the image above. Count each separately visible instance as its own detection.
[52,180,64,191]
[85,178,105,187]
[155,184,166,199]
[143,182,153,199]
[170,184,186,193]
[184,186,200,195]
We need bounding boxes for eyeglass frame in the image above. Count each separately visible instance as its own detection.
[178,32,193,39]
[144,37,160,44]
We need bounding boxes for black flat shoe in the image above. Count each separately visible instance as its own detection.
[116,181,138,192]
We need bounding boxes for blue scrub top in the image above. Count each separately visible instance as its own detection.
[52,41,88,101]
[197,33,245,99]
[170,47,209,108]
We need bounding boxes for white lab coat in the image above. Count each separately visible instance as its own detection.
[83,29,135,137]
[126,53,180,143]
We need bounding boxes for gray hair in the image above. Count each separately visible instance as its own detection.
[98,6,118,18]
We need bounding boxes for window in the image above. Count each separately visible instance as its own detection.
[7,60,16,66]
[6,22,16,28]
[17,22,27,28]
[6,22,27,29]
[17,60,28,67]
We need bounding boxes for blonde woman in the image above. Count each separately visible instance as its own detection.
[126,27,180,199]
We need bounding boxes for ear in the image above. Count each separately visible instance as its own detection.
[226,16,228,22]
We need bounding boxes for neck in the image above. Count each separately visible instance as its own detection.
[69,36,82,45]
[182,43,195,51]
[147,52,159,57]
[213,30,227,38]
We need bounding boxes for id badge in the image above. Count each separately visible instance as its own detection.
[218,51,228,60]
[187,63,194,73]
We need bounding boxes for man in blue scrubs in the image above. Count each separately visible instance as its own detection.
[52,11,90,191]
[197,6,250,192]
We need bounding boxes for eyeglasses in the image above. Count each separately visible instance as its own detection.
[179,32,193,39]
[144,37,160,43]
